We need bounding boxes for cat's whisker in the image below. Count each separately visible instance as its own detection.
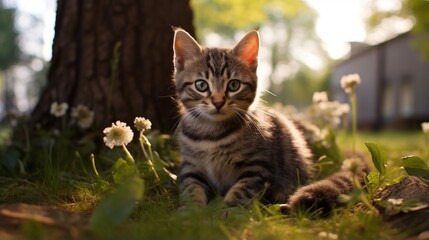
[253,106,276,118]
[232,107,266,140]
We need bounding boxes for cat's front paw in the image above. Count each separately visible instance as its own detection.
[180,184,209,208]
[224,190,251,207]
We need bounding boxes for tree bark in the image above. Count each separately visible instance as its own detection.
[31,0,194,133]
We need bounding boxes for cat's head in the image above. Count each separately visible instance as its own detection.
[173,29,259,122]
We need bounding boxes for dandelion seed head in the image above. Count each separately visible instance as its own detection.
[103,121,134,149]
[50,102,68,117]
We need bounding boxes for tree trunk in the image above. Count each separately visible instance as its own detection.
[31,0,194,133]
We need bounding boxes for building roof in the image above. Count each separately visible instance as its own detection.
[336,31,411,66]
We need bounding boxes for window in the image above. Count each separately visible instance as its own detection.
[400,80,413,118]
[382,84,394,120]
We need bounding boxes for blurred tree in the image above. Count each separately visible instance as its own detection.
[366,0,429,58]
[31,0,194,133]
[403,0,429,58]
[0,0,19,70]
[263,8,330,106]
[0,1,20,114]
[191,0,331,106]
[265,66,331,108]
[191,0,308,38]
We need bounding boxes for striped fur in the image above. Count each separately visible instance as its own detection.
[172,29,364,213]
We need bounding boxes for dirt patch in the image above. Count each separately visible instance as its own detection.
[0,203,90,239]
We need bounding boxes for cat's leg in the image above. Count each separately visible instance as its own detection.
[179,162,212,207]
[223,172,269,207]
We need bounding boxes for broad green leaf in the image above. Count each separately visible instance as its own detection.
[365,172,380,185]
[402,155,429,179]
[365,142,387,175]
[112,158,136,184]
[90,174,144,231]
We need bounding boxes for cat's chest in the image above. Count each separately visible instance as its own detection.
[200,146,241,192]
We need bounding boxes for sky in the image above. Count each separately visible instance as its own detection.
[305,0,368,59]
[5,0,56,60]
[305,0,409,59]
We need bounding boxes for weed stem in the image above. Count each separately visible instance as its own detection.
[90,154,100,177]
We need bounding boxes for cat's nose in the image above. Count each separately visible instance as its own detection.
[211,93,225,110]
[212,100,225,110]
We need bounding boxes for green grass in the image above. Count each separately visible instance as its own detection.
[92,197,399,240]
[0,126,11,146]
[0,129,427,239]
[338,130,427,164]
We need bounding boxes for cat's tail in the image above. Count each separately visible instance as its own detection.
[286,155,370,217]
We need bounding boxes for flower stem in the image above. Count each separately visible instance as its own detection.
[353,173,379,214]
[75,152,88,174]
[350,91,357,155]
[424,135,429,159]
[139,132,160,182]
[122,144,135,164]
[90,153,100,177]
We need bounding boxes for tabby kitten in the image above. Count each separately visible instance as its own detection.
[173,29,363,214]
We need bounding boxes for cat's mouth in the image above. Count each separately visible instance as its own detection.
[210,110,225,115]
[207,108,233,121]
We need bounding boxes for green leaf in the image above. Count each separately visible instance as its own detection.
[402,155,429,179]
[90,174,144,232]
[112,158,136,184]
[365,142,387,175]
[365,172,380,185]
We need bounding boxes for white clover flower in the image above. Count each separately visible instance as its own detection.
[71,105,95,129]
[318,232,338,239]
[307,101,344,129]
[340,73,361,93]
[312,91,328,104]
[338,103,350,116]
[327,233,338,239]
[318,232,328,238]
[422,122,429,135]
[103,121,134,149]
[134,117,152,132]
[313,128,330,144]
[50,102,68,117]
[387,198,404,206]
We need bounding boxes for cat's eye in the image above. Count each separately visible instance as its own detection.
[227,79,241,92]
[195,79,209,92]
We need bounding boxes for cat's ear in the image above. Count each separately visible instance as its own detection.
[173,29,202,71]
[232,30,259,72]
